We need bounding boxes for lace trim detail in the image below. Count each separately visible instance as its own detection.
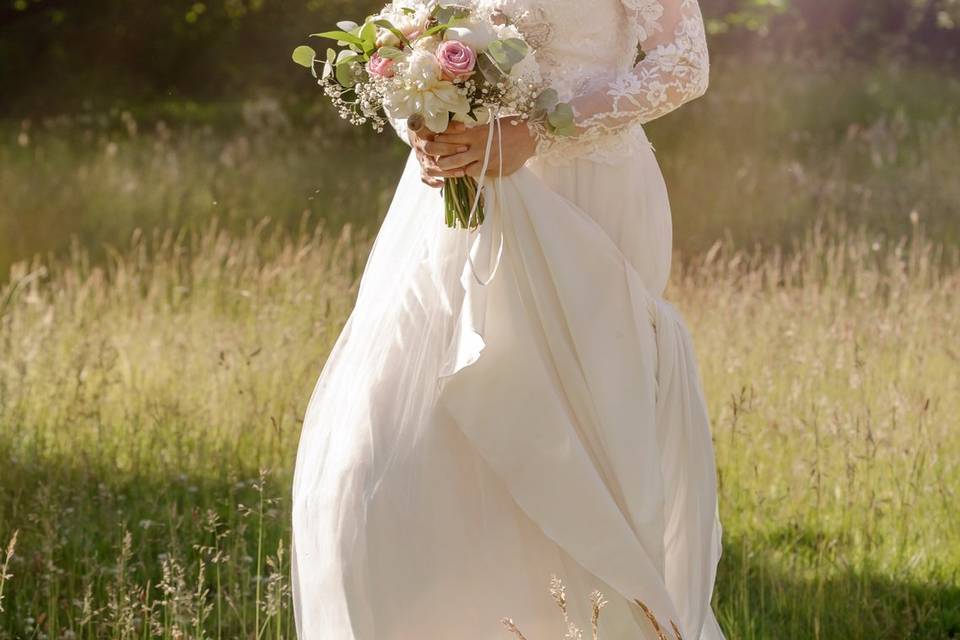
[534,0,709,164]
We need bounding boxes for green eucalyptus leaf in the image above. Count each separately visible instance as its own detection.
[335,59,364,88]
[292,45,316,68]
[477,52,506,83]
[486,38,529,74]
[377,46,405,60]
[336,49,359,63]
[311,30,365,47]
[360,20,377,52]
[321,48,337,80]
[373,19,411,47]
[435,4,471,24]
[548,103,575,133]
[534,88,559,114]
[422,23,452,36]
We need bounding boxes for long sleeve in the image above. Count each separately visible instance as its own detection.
[388,116,413,147]
[536,0,709,156]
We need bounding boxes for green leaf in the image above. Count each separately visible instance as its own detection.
[547,103,576,134]
[359,20,377,53]
[377,46,405,60]
[335,59,364,88]
[421,23,452,36]
[372,19,411,47]
[434,4,471,24]
[291,45,316,68]
[533,88,559,115]
[311,30,365,47]
[321,48,337,80]
[486,38,529,74]
[336,49,359,63]
[477,52,506,83]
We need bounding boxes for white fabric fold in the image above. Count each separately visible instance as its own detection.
[292,149,724,640]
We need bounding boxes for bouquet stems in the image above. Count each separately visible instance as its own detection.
[443,176,485,229]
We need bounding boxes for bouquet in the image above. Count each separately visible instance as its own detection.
[292,0,575,229]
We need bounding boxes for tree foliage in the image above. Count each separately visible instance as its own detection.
[0,0,957,115]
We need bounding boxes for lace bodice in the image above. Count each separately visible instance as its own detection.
[512,0,709,163]
[390,0,709,164]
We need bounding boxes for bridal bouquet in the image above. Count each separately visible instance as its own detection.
[292,1,575,229]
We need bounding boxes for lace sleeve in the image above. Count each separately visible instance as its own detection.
[388,116,413,147]
[536,0,709,156]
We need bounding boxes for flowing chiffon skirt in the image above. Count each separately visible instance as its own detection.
[291,138,725,640]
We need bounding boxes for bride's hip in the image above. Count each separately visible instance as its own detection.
[524,150,674,296]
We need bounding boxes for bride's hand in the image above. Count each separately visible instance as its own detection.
[431,116,538,179]
[409,121,470,189]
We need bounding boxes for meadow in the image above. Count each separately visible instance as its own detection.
[1,57,960,639]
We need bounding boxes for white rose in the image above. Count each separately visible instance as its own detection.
[444,21,499,50]
[413,35,443,53]
[375,3,431,46]
[404,49,442,88]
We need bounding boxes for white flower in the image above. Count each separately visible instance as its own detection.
[413,34,443,53]
[454,106,491,125]
[385,49,471,133]
[375,1,433,46]
[404,49,442,87]
[508,54,541,84]
[444,20,500,50]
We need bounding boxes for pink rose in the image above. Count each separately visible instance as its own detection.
[367,52,396,78]
[436,40,476,81]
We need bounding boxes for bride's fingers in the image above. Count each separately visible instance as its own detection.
[419,140,469,158]
[434,129,480,146]
[420,169,443,189]
[418,148,472,179]
[436,147,483,170]
[423,163,467,179]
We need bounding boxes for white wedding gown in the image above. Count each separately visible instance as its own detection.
[292,1,725,638]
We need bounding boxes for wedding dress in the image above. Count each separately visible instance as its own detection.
[291,0,725,638]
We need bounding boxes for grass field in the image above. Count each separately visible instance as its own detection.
[2,220,958,639]
[2,57,960,273]
[1,57,960,639]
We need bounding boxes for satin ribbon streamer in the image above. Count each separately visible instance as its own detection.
[463,109,506,287]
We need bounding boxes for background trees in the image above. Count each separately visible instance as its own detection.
[1,0,958,115]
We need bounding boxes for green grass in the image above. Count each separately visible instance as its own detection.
[1,56,960,638]
[2,57,960,275]
[1,220,958,639]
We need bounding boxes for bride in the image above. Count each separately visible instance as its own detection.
[291,0,725,638]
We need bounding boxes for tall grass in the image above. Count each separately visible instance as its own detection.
[1,218,957,638]
[2,57,960,275]
[1,53,959,639]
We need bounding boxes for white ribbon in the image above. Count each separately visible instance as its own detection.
[463,109,506,287]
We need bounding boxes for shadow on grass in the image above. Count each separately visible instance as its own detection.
[716,532,960,640]
[3,449,959,639]
[0,443,293,635]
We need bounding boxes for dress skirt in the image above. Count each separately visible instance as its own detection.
[291,134,725,640]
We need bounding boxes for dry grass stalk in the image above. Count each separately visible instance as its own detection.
[501,617,531,640]
[506,577,680,640]
[634,599,683,640]
[0,529,18,613]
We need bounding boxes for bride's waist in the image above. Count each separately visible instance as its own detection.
[537,124,654,166]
